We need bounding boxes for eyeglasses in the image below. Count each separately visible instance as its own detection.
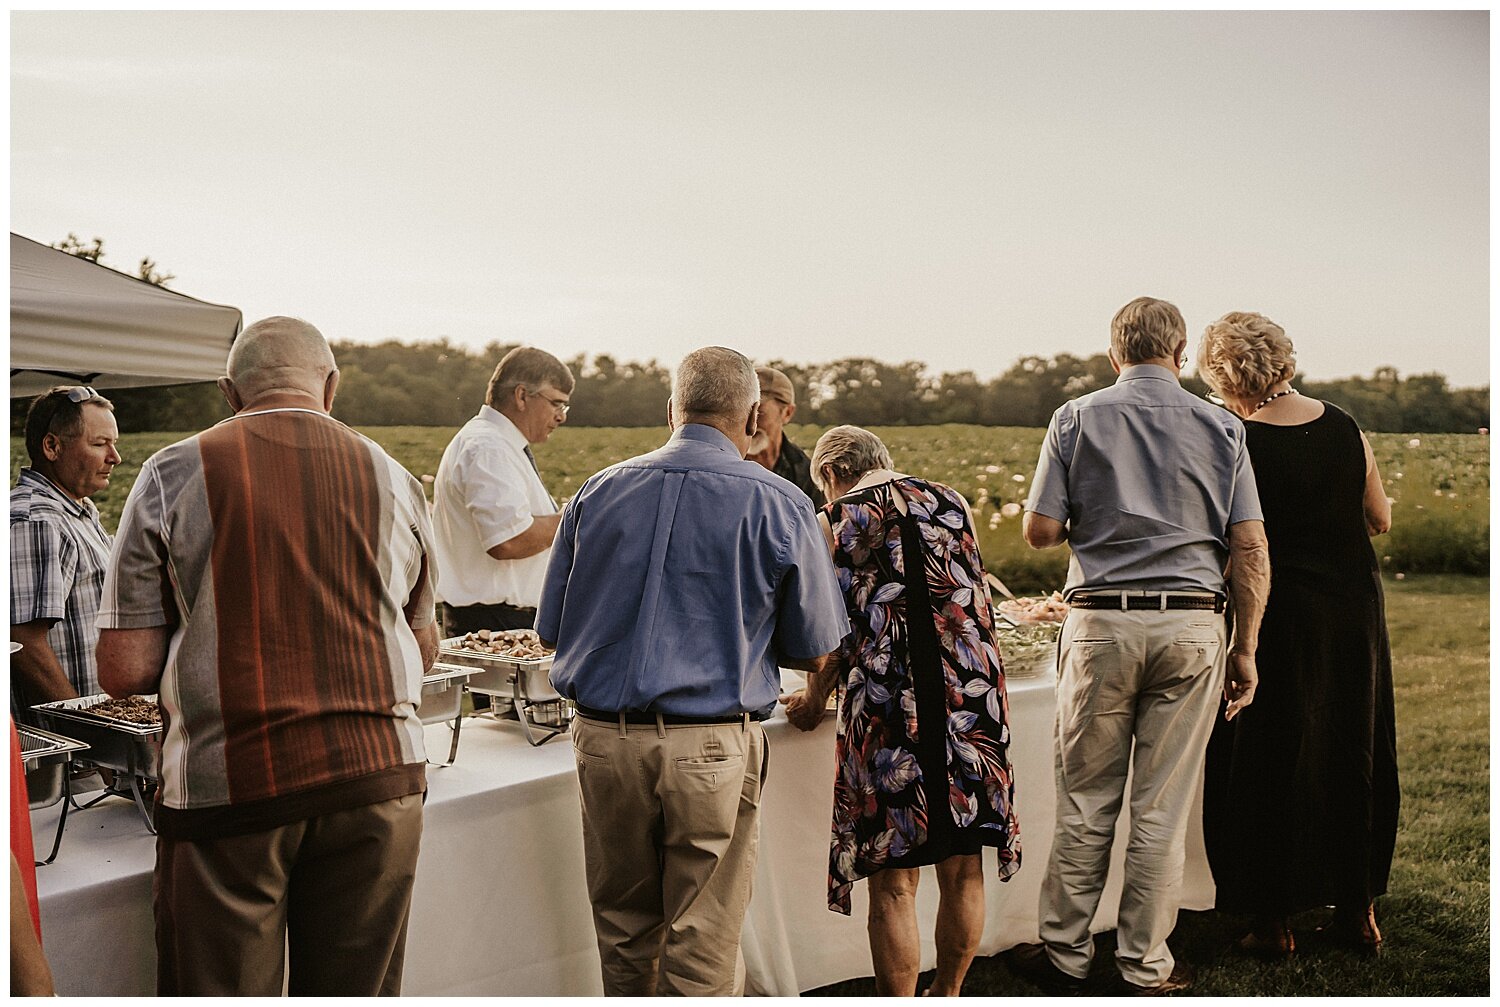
[63,386,101,403]
[525,388,571,417]
[1202,390,1227,407]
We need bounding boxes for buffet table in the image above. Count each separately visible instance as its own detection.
[31,669,1214,996]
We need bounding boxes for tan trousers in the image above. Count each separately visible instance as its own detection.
[154,792,423,996]
[1038,608,1225,986]
[572,714,766,996]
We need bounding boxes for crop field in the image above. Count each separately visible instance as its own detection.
[16,424,1487,594]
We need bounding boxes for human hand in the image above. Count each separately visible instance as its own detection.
[779,689,827,732]
[1224,651,1257,721]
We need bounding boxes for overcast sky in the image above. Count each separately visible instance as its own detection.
[10,11,1490,383]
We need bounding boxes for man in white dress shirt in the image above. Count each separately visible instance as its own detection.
[432,347,574,649]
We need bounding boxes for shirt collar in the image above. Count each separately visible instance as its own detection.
[478,404,530,451]
[17,467,96,520]
[670,423,742,455]
[1116,363,1180,385]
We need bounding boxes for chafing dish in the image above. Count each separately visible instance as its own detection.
[420,665,473,766]
[32,694,163,834]
[436,637,571,746]
[18,725,90,865]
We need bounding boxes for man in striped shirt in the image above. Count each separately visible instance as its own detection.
[10,385,121,712]
[97,317,439,996]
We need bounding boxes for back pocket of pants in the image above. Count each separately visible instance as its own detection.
[673,755,744,792]
[1059,640,1119,725]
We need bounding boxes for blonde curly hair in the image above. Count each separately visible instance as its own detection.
[1197,311,1297,401]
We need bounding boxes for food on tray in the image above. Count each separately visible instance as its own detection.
[996,592,1069,625]
[85,695,163,726]
[448,629,555,661]
[995,620,1062,678]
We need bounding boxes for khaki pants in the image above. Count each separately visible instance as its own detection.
[572,715,766,996]
[1038,609,1225,986]
[154,792,423,996]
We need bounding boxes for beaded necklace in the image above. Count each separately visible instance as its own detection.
[1250,388,1299,415]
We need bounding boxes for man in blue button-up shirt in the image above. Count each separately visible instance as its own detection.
[538,346,849,996]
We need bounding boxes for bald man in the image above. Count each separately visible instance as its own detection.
[96,316,440,995]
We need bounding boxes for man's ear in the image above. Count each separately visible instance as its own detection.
[665,396,676,431]
[40,431,64,463]
[1107,350,1121,375]
[745,404,759,437]
[784,402,797,423]
[217,376,244,413]
[324,369,341,412]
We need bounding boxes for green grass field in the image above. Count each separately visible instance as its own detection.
[22,423,1486,595]
[805,574,1490,997]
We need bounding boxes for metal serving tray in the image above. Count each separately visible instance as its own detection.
[420,665,473,766]
[18,725,91,865]
[19,726,89,809]
[436,637,570,746]
[31,694,164,834]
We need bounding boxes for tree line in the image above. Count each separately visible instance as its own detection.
[13,340,1487,435]
[16,236,1487,435]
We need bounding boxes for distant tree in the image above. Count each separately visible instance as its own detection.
[51,233,175,286]
[51,233,105,262]
[136,257,175,287]
[809,358,926,426]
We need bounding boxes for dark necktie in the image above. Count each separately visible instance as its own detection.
[525,445,557,511]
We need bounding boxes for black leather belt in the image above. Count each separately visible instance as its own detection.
[574,704,768,726]
[1069,592,1225,613]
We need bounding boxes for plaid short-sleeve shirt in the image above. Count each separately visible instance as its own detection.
[10,469,113,697]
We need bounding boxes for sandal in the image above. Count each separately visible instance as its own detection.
[1235,916,1295,959]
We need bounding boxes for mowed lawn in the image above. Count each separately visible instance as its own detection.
[807,574,1490,997]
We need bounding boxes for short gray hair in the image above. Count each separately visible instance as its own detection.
[672,346,757,423]
[810,425,893,496]
[486,346,575,406]
[1110,296,1187,365]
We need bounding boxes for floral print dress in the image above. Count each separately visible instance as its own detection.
[824,477,1021,914]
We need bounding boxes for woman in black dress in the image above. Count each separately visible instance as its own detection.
[1197,312,1399,957]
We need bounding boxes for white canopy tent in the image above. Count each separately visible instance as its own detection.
[10,233,242,397]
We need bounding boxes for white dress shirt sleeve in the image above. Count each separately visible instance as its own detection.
[453,437,538,552]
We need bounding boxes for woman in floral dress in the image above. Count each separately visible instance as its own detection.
[782,426,1021,997]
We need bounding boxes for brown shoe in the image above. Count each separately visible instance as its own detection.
[1117,961,1195,996]
[1002,942,1086,995]
[1315,904,1383,955]
[1235,917,1295,959]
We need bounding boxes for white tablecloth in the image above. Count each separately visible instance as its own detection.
[31,670,1213,996]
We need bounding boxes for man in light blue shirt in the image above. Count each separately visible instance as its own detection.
[1007,297,1271,996]
[538,346,849,995]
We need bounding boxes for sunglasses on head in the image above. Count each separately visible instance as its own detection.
[63,386,101,403]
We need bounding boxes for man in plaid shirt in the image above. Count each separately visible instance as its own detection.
[10,386,121,711]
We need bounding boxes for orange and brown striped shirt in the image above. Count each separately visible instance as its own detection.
[97,408,434,839]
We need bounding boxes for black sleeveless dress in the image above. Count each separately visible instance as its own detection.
[1203,401,1400,915]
